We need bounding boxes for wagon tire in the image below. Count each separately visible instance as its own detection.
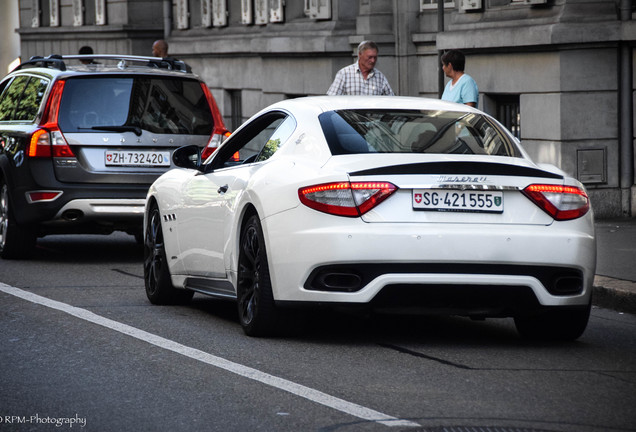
[0,180,36,260]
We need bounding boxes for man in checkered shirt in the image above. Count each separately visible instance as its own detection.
[327,41,394,96]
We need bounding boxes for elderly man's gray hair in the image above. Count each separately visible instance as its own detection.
[357,40,379,56]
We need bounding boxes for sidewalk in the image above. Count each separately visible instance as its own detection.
[593,218,636,314]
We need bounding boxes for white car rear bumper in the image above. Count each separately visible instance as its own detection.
[261,207,596,309]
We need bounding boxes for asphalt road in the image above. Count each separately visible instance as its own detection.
[0,233,635,432]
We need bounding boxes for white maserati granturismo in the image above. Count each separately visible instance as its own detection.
[143,96,596,340]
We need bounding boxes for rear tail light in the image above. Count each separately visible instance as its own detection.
[200,82,231,160]
[41,80,65,126]
[522,184,590,221]
[201,130,231,160]
[28,80,75,159]
[29,129,74,158]
[299,181,398,217]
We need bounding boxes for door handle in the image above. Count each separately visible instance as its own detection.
[218,184,229,194]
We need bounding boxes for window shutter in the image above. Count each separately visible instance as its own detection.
[309,0,331,19]
[269,0,284,23]
[254,0,268,25]
[201,0,212,27]
[213,0,227,26]
[241,0,253,24]
[49,0,59,26]
[420,0,455,10]
[72,0,83,26]
[95,0,106,25]
[176,0,189,29]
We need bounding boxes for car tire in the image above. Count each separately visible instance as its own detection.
[143,204,193,305]
[513,301,591,341]
[237,214,279,337]
[0,180,36,259]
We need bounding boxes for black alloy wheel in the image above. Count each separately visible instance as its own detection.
[237,214,279,336]
[0,180,36,259]
[143,204,193,305]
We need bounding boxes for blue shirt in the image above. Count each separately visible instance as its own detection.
[441,74,479,108]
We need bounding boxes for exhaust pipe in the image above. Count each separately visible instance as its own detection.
[62,209,84,221]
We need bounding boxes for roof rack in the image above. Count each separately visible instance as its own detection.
[13,54,191,73]
[16,55,66,71]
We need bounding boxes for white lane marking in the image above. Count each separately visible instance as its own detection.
[0,283,420,428]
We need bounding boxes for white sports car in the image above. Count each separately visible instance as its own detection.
[143,96,596,340]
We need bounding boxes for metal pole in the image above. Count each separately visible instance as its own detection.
[393,0,401,95]
[163,0,172,39]
[437,0,444,98]
[619,0,633,215]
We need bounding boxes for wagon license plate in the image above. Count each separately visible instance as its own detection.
[105,150,170,167]
[413,189,504,213]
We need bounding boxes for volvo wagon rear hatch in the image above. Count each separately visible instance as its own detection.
[52,75,215,184]
[316,109,589,225]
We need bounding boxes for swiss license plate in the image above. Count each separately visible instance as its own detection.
[413,189,504,213]
[105,150,170,167]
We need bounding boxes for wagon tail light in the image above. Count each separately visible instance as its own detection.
[202,129,231,160]
[522,184,590,221]
[28,80,75,158]
[200,82,231,160]
[299,181,398,217]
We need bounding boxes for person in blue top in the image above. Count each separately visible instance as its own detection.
[441,50,479,108]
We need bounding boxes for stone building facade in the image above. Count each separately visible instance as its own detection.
[14,0,636,218]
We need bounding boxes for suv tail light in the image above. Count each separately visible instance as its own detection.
[522,184,590,221]
[28,80,75,158]
[202,130,232,160]
[299,181,398,217]
[200,83,231,160]
[29,129,74,158]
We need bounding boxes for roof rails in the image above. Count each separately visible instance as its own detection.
[16,55,66,71]
[13,54,191,73]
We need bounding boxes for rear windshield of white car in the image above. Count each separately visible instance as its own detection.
[319,109,521,157]
[58,76,213,135]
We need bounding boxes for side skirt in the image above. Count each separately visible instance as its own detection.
[184,277,237,301]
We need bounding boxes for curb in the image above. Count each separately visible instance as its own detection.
[593,276,636,315]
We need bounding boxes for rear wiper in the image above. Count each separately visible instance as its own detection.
[87,125,143,136]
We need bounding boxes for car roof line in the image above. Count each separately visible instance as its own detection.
[13,54,189,73]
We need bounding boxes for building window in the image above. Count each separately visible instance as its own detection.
[493,94,520,139]
[84,0,96,25]
[228,90,242,131]
[420,0,455,10]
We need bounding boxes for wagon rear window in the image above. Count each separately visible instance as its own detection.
[58,76,214,135]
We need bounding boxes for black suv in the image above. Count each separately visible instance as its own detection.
[0,54,229,258]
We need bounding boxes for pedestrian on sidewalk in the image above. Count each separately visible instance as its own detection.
[327,40,394,96]
[441,49,479,108]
